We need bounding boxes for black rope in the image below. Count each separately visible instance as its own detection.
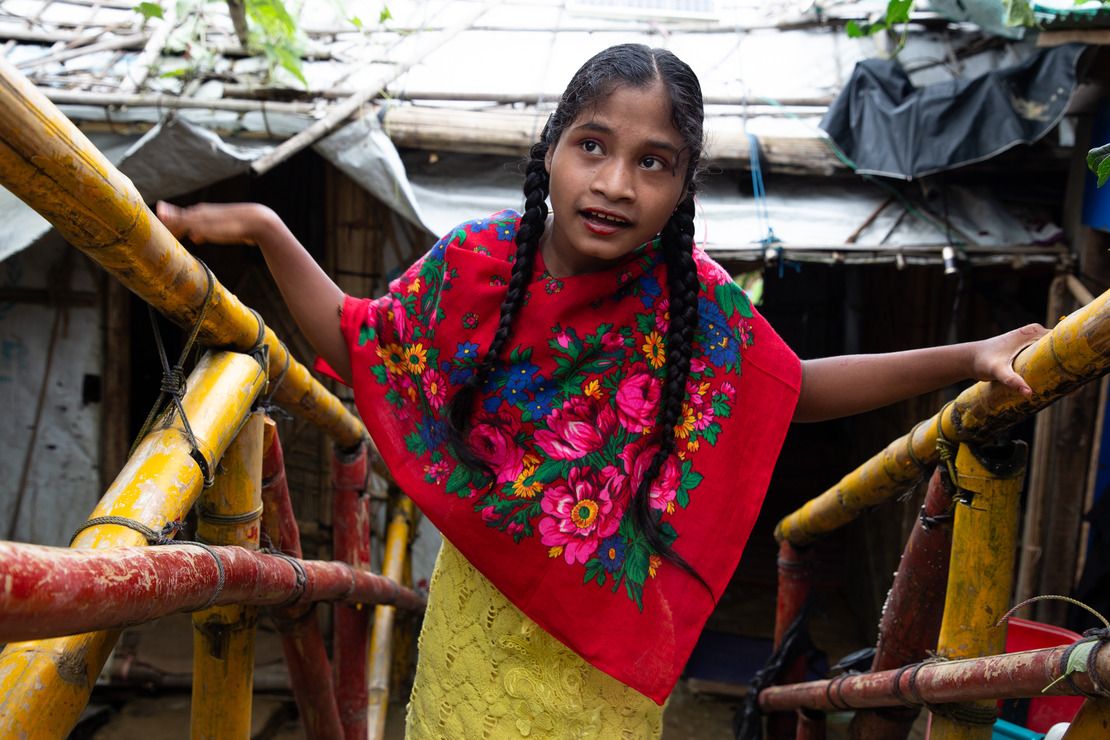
[131,261,218,487]
[256,340,292,418]
[68,515,226,611]
[734,599,813,740]
[196,504,265,525]
[264,549,309,609]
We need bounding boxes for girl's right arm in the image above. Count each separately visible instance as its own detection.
[156,201,352,383]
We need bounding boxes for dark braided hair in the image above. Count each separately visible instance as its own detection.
[446,44,710,590]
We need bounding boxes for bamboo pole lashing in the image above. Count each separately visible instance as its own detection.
[757,642,1110,713]
[191,412,265,739]
[929,441,1026,739]
[775,285,1110,546]
[0,350,265,739]
[0,54,366,448]
[0,541,426,642]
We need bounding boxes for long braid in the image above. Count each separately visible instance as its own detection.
[631,195,711,592]
[446,143,550,471]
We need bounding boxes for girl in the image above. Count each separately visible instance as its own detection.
[158,44,1043,739]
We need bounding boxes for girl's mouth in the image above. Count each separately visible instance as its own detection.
[580,209,631,235]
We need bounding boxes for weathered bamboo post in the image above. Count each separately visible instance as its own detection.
[930,440,1027,739]
[367,495,416,740]
[261,418,344,740]
[191,411,265,738]
[849,466,956,739]
[769,540,813,738]
[0,351,265,738]
[332,442,372,739]
[1064,699,1110,737]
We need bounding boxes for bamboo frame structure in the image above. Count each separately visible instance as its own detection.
[930,442,1026,739]
[261,418,345,740]
[757,642,1110,713]
[191,413,265,739]
[367,496,416,740]
[0,350,265,738]
[848,467,955,738]
[0,54,366,448]
[776,286,1110,546]
[332,442,372,739]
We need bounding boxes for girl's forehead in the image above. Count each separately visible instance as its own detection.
[567,82,682,145]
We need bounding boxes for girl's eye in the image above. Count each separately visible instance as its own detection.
[581,140,602,154]
[641,156,666,171]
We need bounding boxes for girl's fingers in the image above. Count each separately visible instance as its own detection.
[156,200,188,239]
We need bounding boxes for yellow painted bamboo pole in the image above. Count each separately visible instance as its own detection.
[0,55,364,448]
[930,441,1027,739]
[0,351,265,738]
[777,289,1110,546]
[1064,698,1110,738]
[366,496,415,740]
[191,412,265,739]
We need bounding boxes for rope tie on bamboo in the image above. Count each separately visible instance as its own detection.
[904,419,929,472]
[132,260,218,487]
[256,340,292,419]
[263,549,309,608]
[68,516,226,611]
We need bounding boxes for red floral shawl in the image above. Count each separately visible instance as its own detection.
[336,211,801,703]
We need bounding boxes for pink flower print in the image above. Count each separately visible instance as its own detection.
[618,437,680,513]
[462,312,479,329]
[687,388,716,431]
[739,319,754,346]
[424,460,450,484]
[469,416,526,484]
[422,369,448,410]
[481,505,499,524]
[600,331,624,353]
[720,381,737,401]
[556,330,572,349]
[615,365,661,433]
[690,357,707,374]
[388,296,408,341]
[539,466,624,564]
[507,520,524,537]
[534,397,616,461]
[655,299,670,334]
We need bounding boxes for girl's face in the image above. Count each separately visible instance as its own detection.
[542,80,687,278]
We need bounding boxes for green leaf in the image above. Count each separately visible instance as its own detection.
[659,522,678,547]
[404,430,426,456]
[349,15,363,29]
[885,0,913,26]
[369,364,388,383]
[445,464,473,497]
[1089,143,1110,187]
[533,458,566,484]
[1042,640,1096,693]
[845,19,864,38]
[136,1,164,19]
[357,323,376,346]
[624,542,650,585]
[681,468,704,493]
[378,5,391,22]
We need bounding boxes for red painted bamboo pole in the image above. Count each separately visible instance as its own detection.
[0,541,424,643]
[332,442,372,740]
[770,540,812,738]
[849,466,955,739]
[758,642,1110,713]
[261,419,344,740]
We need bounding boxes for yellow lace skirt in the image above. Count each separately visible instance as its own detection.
[405,540,664,739]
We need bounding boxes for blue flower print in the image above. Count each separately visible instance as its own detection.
[483,395,503,413]
[417,418,448,451]
[455,341,481,360]
[495,221,517,241]
[638,275,662,307]
[505,361,539,391]
[467,218,494,234]
[598,536,626,574]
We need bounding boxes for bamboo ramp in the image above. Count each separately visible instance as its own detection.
[776,287,1110,545]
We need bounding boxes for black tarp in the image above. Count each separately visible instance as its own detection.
[819,44,1087,180]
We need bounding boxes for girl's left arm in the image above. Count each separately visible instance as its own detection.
[793,324,1048,423]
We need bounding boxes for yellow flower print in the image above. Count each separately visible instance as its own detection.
[687,439,701,454]
[407,277,421,293]
[512,454,543,499]
[673,403,696,439]
[641,331,665,369]
[583,379,602,400]
[403,343,427,375]
[548,546,564,559]
[376,343,405,375]
[648,554,662,578]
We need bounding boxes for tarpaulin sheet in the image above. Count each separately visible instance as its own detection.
[819,43,1087,180]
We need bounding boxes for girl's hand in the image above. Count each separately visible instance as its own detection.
[970,323,1048,397]
[156,201,275,246]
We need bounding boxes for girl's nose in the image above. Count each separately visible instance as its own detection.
[590,160,635,202]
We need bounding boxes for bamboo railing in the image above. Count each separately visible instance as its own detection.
[0,54,421,739]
